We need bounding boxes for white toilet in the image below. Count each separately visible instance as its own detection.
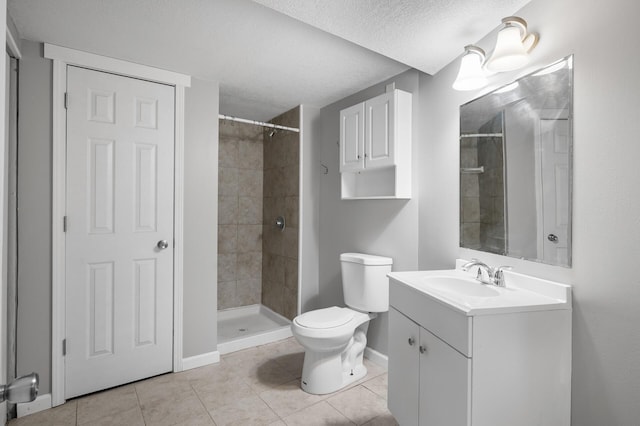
[291,252,392,394]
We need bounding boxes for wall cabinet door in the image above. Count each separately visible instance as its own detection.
[419,327,470,426]
[339,102,365,172]
[365,91,395,169]
[388,308,420,426]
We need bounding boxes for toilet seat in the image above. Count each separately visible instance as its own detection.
[295,307,354,329]
[292,307,373,342]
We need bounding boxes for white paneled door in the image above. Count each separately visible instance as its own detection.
[540,118,570,266]
[65,66,175,398]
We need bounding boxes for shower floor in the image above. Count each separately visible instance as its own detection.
[217,304,292,354]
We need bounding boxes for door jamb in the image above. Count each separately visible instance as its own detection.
[45,44,191,407]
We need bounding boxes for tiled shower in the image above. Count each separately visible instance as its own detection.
[217,107,299,346]
[460,113,505,254]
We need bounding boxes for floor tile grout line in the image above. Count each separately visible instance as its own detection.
[132,383,146,426]
[189,381,220,425]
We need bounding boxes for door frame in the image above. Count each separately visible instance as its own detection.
[45,44,191,406]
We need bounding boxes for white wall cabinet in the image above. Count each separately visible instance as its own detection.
[339,89,411,199]
[388,276,572,426]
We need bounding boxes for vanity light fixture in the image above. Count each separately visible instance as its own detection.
[452,45,489,91]
[485,16,539,72]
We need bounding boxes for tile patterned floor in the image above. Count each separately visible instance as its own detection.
[9,338,398,426]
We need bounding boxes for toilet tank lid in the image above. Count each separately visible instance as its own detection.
[340,253,393,265]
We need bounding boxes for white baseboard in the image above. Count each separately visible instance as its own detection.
[17,393,52,418]
[364,346,388,370]
[182,351,220,371]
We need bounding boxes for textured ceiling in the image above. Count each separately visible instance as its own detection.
[8,0,408,121]
[8,0,532,121]
[253,0,532,75]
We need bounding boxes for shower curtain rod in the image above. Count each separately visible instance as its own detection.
[218,114,300,133]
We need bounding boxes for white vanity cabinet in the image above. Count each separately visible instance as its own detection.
[389,308,469,426]
[388,271,572,426]
[339,89,411,199]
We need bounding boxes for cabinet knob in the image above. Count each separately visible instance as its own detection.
[408,337,415,346]
[419,345,427,354]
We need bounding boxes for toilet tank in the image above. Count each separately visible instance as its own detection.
[340,253,393,313]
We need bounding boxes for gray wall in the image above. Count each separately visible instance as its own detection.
[183,78,219,358]
[16,41,220,392]
[417,0,640,423]
[299,105,321,313]
[17,40,52,394]
[318,69,422,354]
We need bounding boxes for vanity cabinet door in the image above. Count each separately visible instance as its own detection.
[339,102,365,172]
[388,308,420,426]
[364,91,395,169]
[419,327,471,426]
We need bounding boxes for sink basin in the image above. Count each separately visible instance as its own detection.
[421,275,500,298]
[388,262,572,315]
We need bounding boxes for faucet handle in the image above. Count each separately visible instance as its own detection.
[493,266,513,287]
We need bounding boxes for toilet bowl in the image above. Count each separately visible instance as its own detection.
[291,253,392,395]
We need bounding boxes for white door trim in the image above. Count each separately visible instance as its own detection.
[46,44,191,407]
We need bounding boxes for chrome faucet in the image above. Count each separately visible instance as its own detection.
[461,259,512,287]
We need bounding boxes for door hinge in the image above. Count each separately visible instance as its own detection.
[62,339,67,356]
[63,216,67,232]
[64,92,68,109]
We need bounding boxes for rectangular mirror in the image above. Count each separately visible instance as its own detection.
[460,56,573,267]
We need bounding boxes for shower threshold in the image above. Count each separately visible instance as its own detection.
[217,304,292,355]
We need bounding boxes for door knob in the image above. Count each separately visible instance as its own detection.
[547,234,559,243]
[408,337,415,346]
[419,345,427,354]
[157,240,169,250]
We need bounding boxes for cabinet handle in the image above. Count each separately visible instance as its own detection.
[408,337,415,346]
[419,345,427,354]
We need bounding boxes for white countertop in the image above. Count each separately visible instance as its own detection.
[388,267,572,316]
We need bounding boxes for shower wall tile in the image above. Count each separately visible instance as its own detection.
[263,197,283,226]
[239,197,262,225]
[462,197,480,222]
[461,223,481,249]
[284,257,298,291]
[218,196,239,225]
[237,279,262,306]
[238,225,263,253]
[262,106,300,321]
[218,119,264,310]
[239,139,263,170]
[282,286,298,320]
[218,225,238,254]
[263,252,285,285]
[282,228,299,259]
[285,133,300,167]
[237,252,262,281]
[220,119,263,140]
[284,197,299,229]
[219,138,238,168]
[284,165,299,196]
[238,169,263,198]
[218,280,237,310]
[460,174,479,197]
[218,253,237,282]
[263,225,283,255]
[219,167,239,196]
[262,278,283,315]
